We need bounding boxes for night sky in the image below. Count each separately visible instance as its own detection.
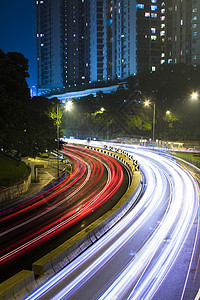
[0,0,36,89]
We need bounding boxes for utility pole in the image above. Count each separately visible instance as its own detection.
[153,102,156,142]
[57,103,60,178]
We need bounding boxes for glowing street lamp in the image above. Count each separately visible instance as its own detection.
[191,92,198,101]
[144,100,150,107]
[166,110,171,115]
[65,100,73,111]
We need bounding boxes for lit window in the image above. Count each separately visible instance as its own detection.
[192,16,197,20]
[151,5,157,11]
[161,24,165,28]
[151,13,157,18]
[193,24,197,28]
[181,19,183,25]
[193,32,197,36]
[160,31,165,36]
[151,27,156,33]
[192,55,197,60]
[193,8,197,13]
[161,9,165,14]
[161,53,165,57]
[152,66,156,71]
[161,16,165,21]
[145,12,150,17]
[151,0,157,3]
[136,4,144,9]
[151,35,157,40]
[161,60,165,64]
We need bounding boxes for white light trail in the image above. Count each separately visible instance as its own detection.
[25,140,199,300]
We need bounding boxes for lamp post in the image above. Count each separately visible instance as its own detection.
[56,100,73,178]
[144,100,156,142]
[57,103,60,178]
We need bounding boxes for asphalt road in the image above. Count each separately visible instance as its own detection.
[0,145,129,283]
[26,140,199,300]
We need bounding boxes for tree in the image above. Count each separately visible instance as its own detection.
[0,50,30,153]
[21,96,62,157]
[0,50,62,157]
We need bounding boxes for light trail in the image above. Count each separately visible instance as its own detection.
[0,145,126,268]
[25,153,169,299]
[25,140,199,300]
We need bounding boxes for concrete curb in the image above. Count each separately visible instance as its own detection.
[1,145,142,299]
[0,270,38,300]
[32,145,141,283]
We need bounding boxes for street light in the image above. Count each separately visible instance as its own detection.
[56,101,73,178]
[144,100,156,142]
[191,92,199,101]
[65,100,73,111]
[166,110,171,115]
[57,103,60,178]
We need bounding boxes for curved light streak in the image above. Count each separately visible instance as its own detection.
[0,145,125,265]
[25,141,199,300]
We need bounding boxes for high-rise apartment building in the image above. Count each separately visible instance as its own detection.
[36,0,64,94]
[36,0,199,95]
[161,0,200,66]
[63,0,90,88]
[111,0,137,79]
[90,0,108,82]
[136,0,161,73]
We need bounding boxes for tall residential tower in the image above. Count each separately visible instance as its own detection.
[36,0,200,95]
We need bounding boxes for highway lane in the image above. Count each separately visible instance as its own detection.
[0,145,129,282]
[26,140,199,300]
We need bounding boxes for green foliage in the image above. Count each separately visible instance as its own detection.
[61,63,200,141]
[0,50,61,157]
[0,152,29,188]
[0,50,30,152]
[21,96,60,157]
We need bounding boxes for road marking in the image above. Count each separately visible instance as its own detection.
[194,288,200,300]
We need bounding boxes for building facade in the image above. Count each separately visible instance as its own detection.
[136,0,162,73]
[111,0,137,79]
[36,0,64,94]
[161,0,200,67]
[63,0,90,89]
[36,0,199,95]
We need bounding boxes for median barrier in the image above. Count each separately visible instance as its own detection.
[1,144,141,297]
[31,145,141,288]
[0,270,38,300]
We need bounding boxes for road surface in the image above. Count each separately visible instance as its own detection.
[25,140,199,299]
